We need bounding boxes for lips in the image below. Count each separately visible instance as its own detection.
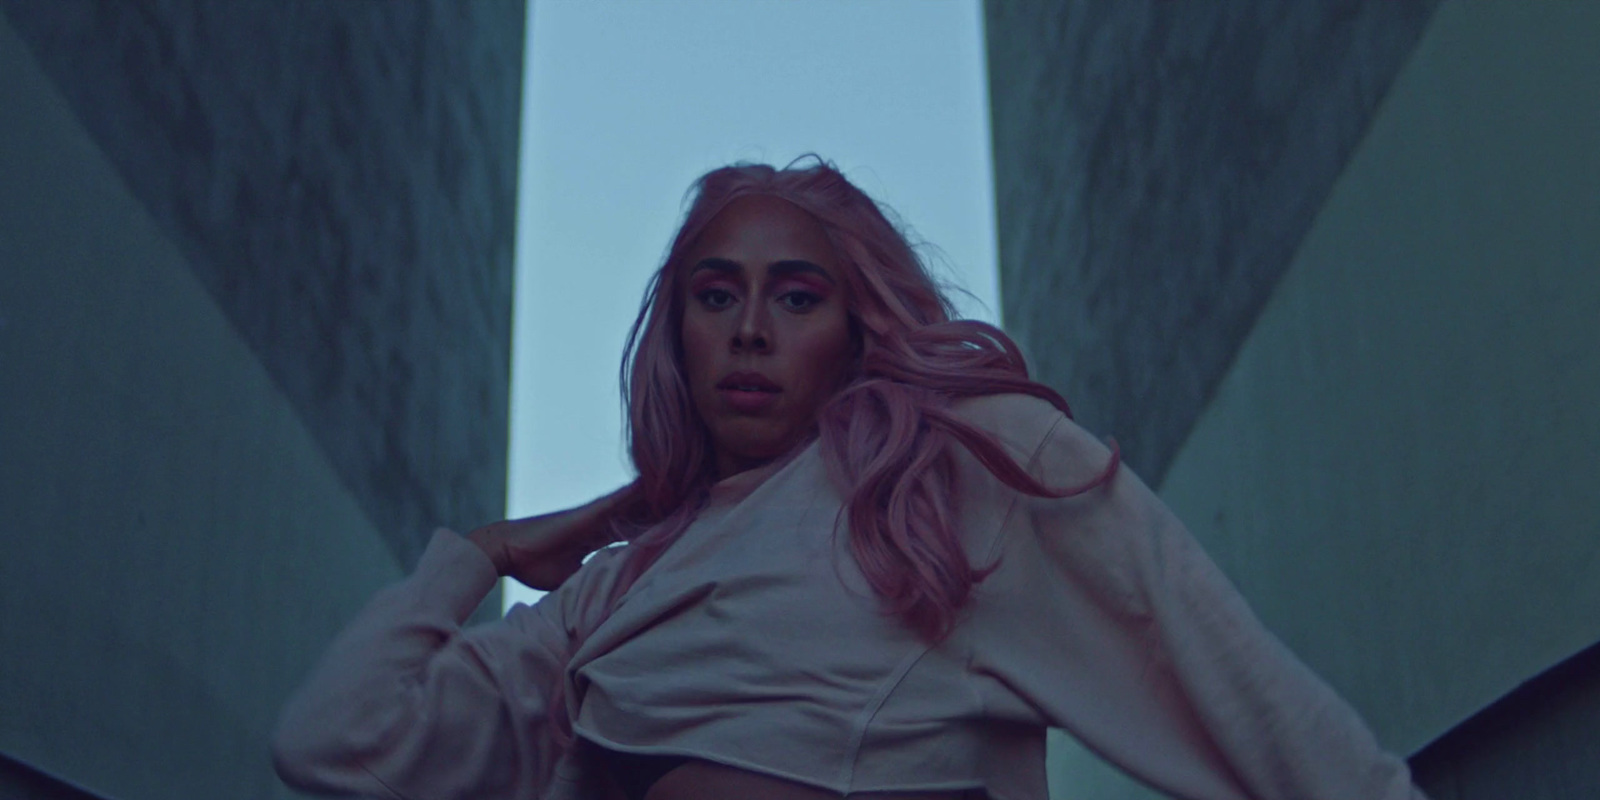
[716,371,781,393]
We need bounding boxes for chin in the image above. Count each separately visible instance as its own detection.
[719,425,797,460]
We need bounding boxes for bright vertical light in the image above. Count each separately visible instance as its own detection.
[504,1,998,613]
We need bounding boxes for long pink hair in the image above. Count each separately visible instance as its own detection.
[544,156,1119,751]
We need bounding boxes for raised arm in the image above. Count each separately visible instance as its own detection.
[969,413,1427,800]
[271,527,625,799]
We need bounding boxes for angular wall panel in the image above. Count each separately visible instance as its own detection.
[985,0,1438,486]
[1,0,525,566]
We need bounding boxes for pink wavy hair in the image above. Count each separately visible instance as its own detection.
[544,155,1119,751]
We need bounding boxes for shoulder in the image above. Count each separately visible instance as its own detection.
[948,392,1067,455]
[948,392,1115,487]
[514,544,633,641]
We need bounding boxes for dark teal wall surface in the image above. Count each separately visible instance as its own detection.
[984,0,1438,487]
[986,1,1599,798]
[1,0,525,567]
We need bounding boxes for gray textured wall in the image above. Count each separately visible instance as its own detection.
[989,1,1600,798]
[2,12,415,794]
[984,0,1438,486]
[1,0,524,567]
[1,2,523,796]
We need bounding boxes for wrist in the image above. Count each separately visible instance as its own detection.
[465,526,507,577]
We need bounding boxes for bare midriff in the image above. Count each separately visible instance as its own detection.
[640,759,987,800]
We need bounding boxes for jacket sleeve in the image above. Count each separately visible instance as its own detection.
[270,527,624,799]
[968,412,1428,800]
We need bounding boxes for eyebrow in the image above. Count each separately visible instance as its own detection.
[689,257,836,286]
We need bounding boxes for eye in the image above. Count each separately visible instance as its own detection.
[695,288,821,312]
[780,291,822,312]
[696,288,735,309]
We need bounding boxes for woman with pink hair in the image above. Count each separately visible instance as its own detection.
[271,157,1428,800]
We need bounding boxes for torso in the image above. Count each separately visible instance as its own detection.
[598,751,987,800]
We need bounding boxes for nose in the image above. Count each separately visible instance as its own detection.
[731,300,769,352]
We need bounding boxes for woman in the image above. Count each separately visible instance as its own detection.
[272,158,1428,800]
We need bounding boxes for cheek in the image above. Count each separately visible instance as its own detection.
[794,316,855,387]
[680,318,715,375]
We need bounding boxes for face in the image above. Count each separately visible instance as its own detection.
[680,194,857,480]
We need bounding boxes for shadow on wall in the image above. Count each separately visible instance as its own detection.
[0,751,115,800]
[1411,640,1600,799]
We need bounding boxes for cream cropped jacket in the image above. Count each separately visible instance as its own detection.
[272,393,1428,800]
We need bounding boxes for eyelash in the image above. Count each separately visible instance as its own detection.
[695,288,822,312]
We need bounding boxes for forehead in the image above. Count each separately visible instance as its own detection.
[684,195,837,266]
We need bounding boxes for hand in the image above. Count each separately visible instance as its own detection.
[466,482,638,591]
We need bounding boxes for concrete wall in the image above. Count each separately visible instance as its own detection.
[1,0,524,569]
[984,0,1439,488]
[0,2,523,797]
[987,1,1600,797]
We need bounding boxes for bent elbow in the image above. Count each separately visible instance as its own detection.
[269,702,340,789]
[269,691,390,791]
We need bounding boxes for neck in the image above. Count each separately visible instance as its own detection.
[716,452,773,482]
